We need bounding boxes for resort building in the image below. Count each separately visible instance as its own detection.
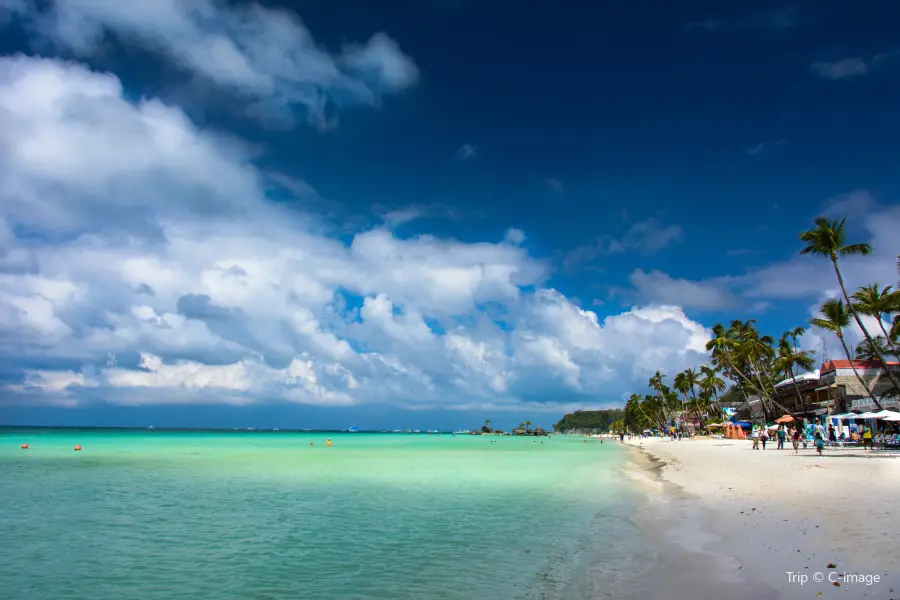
[817,359,900,413]
[773,369,834,417]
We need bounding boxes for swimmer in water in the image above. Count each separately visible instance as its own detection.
[326,438,333,447]
[309,442,314,447]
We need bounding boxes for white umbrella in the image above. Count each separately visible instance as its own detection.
[855,412,879,419]
[868,410,900,419]
[881,413,900,422]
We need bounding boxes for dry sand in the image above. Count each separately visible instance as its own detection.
[622,436,900,600]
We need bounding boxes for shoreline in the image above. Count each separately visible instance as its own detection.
[619,437,900,600]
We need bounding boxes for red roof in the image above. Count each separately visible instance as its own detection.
[820,359,900,374]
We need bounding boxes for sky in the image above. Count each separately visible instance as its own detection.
[1,0,899,430]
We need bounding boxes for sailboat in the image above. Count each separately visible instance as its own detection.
[347,425,358,433]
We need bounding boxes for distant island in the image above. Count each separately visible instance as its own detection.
[553,409,625,433]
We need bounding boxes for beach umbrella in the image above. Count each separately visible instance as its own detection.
[774,415,794,424]
[882,413,900,422]
[855,412,879,419]
[868,410,900,419]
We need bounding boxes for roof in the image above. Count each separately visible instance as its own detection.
[775,369,820,388]
[820,359,900,375]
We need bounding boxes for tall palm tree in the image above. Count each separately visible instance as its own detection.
[800,217,900,396]
[648,371,672,424]
[775,334,815,417]
[810,299,882,410]
[852,283,899,357]
[682,367,704,425]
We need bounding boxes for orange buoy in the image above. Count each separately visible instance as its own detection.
[74,445,82,451]
[21,443,28,449]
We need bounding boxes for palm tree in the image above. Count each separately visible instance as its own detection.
[699,365,725,417]
[524,420,532,433]
[855,336,893,360]
[775,334,815,418]
[648,371,672,424]
[800,217,900,396]
[810,299,882,410]
[852,283,899,357]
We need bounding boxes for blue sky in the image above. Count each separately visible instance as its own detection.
[1,0,898,430]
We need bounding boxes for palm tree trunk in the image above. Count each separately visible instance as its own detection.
[875,316,899,358]
[832,257,900,396]
[789,367,809,418]
[835,330,883,410]
[711,389,723,418]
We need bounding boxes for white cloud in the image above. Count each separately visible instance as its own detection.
[563,218,684,271]
[812,58,871,80]
[627,269,738,311]
[0,55,716,412]
[503,228,526,245]
[457,144,477,160]
[5,0,418,127]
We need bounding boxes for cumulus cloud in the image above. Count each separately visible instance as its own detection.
[0,55,715,412]
[4,0,418,127]
[627,269,738,311]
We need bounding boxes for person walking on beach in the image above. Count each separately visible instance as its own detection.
[751,427,760,450]
[814,430,825,456]
[760,428,769,450]
[828,424,837,443]
[861,424,873,450]
[776,426,786,450]
[791,428,801,454]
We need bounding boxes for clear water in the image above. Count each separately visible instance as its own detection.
[0,429,652,600]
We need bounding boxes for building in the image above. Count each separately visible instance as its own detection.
[817,359,900,413]
[773,369,836,417]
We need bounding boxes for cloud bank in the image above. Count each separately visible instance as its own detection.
[0,54,714,412]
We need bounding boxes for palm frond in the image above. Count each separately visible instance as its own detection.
[839,242,872,257]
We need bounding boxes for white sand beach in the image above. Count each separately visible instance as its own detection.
[624,437,900,600]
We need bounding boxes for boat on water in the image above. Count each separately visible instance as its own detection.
[347,425,358,433]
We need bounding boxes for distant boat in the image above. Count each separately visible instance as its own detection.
[273,428,279,432]
[348,425,358,433]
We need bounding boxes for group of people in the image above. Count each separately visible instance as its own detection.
[751,421,876,455]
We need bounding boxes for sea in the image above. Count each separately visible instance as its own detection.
[0,429,658,600]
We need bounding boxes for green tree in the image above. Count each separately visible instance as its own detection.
[852,283,899,358]
[855,336,893,360]
[800,217,900,396]
[699,365,725,417]
[775,333,815,417]
[810,299,882,410]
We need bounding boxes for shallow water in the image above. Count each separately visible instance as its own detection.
[0,429,652,600]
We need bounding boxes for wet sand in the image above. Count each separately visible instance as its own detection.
[621,437,900,600]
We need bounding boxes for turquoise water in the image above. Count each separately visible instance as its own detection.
[0,429,651,600]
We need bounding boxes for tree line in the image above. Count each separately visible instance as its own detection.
[623,217,899,434]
